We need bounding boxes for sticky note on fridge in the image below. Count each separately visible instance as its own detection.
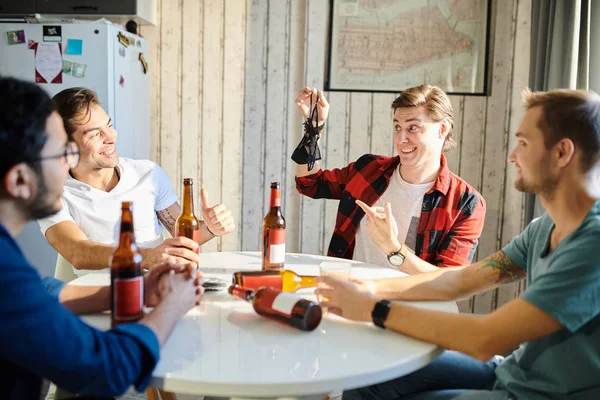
[66,39,83,55]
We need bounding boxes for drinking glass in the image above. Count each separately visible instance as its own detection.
[318,261,352,306]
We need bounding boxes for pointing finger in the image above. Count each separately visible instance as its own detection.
[355,200,379,219]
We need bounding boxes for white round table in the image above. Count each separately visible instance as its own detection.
[70,251,457,399]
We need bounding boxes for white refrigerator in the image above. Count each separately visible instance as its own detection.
[0,21,151,276]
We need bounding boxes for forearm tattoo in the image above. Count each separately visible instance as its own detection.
[157,209,177,236]
[481,251,526,284]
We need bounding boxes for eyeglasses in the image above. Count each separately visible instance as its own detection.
[33,141,80,169]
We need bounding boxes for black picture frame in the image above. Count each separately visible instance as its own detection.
[325,0,492,95]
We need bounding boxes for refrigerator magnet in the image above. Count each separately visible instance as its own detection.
[139,53,148,74]
[119,47,126,57]
[43,26,62,42]
[119,75,125,87]
[117,32,130,47]
[6,30,26,45]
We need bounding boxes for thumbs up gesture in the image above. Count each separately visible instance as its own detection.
[200,188,235,237]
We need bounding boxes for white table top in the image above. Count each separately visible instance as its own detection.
[70,251,457,398]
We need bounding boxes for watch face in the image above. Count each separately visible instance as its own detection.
[389,254,404,266]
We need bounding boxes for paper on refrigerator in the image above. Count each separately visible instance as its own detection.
[33,42,62,83]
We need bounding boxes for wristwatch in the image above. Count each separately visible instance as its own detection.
[387,243,407,267]
[371,299,391,329]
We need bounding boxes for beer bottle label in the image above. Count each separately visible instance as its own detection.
[177,229,200,245]
[267,229,285,263]
[113,276,143,320]
[242,274,283,291]
[271,292,297,317]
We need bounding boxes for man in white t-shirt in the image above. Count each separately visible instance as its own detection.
[39,87,235,276]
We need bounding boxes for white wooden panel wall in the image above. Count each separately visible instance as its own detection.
[145,0,531,314]
[300,0,329,255]
[286,0,307,253]
[140,0,246,257]
[501,0,532,307]
[241,0,267,252]
[222,0,246,252]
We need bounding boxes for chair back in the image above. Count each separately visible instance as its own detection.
[54,253,78,282]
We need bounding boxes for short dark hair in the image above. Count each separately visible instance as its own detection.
[0,77,55,180]
[392,84,456,152]
[523,88,600,172]
[52,87,100,140]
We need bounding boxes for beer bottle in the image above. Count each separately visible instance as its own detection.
[228,285,322,331]
[175,178,200,247]
[111,201,144,327]
[262,182,286,270]
[232,270,316,292]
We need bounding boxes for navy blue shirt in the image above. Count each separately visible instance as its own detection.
[0,224,160,399]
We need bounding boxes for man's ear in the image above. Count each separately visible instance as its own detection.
[3,163,35,200]
[439,120,451,140]
[555,138,575,169]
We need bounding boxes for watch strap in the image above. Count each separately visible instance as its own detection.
[371,299,391,329]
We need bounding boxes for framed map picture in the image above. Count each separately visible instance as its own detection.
[326,0,491,95]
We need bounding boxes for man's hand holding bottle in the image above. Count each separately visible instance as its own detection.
[141,237,201,270]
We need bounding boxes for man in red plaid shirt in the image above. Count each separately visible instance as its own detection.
[294,85,486,273]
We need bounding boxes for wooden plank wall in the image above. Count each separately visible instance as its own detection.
[143,0,531,314]
[140,0,246,254]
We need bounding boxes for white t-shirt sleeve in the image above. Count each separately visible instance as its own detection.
[37,198,75,236]
[153,164,179,211]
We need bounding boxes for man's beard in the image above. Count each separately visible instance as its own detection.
[514,171,559,197]
[25,175,61,220]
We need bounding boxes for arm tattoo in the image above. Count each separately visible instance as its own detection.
[157,209,177,237]
[481,251,526,284]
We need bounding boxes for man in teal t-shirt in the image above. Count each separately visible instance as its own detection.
[316,87,600,399]
[496,208,600,398]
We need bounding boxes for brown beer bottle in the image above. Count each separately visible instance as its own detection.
[228,285,322,331]
[232,270,317,292]
[262,182,286,270]
[175,178,200,248]
[111,201,144,327]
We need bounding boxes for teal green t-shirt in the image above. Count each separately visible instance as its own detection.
[496,201,600,399]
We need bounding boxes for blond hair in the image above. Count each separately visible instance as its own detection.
[391,84,455,152]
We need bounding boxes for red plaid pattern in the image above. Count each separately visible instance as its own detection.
[296,154,486,267]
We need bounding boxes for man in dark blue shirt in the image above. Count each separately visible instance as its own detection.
[0,77,203,399]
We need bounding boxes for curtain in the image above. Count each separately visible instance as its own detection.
[526,0,600,222]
